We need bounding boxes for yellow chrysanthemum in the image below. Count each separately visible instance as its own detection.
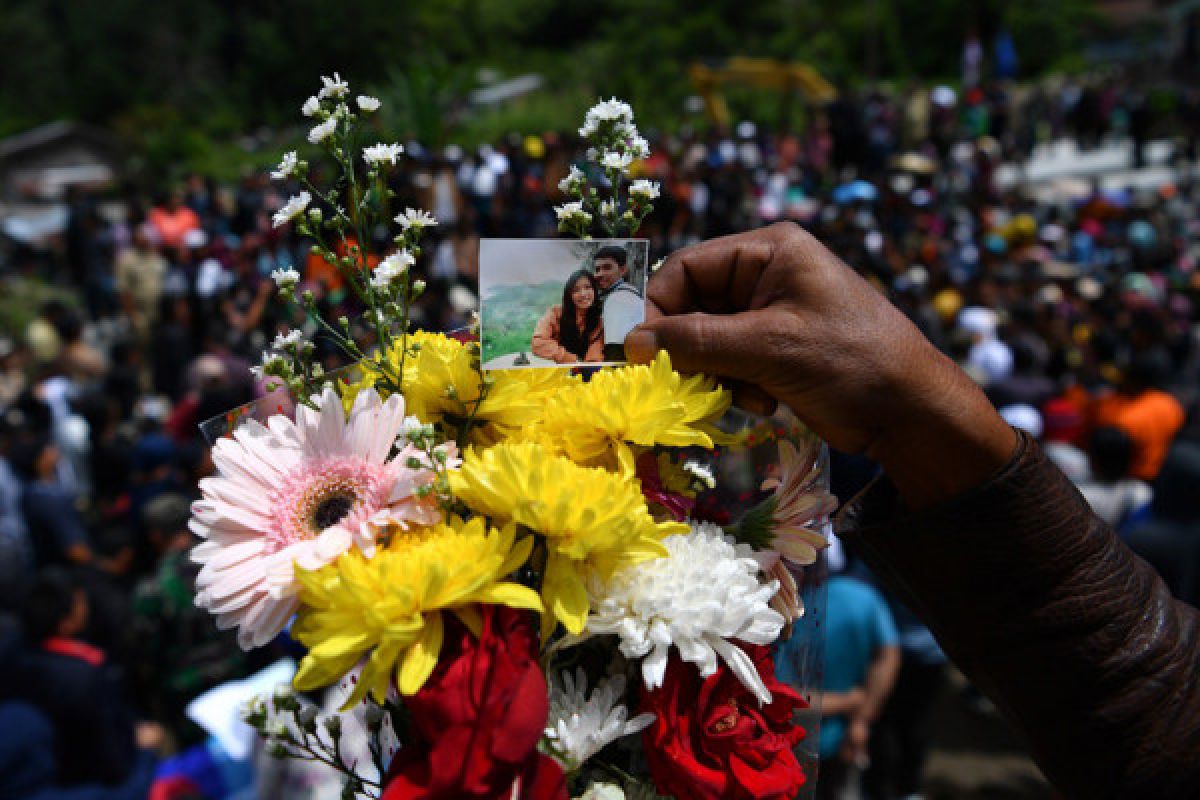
[291,515,542,706]
[538,350,732,473]
[448,441,686,637]
[343,332,578,442]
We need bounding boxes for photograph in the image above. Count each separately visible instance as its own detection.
[479,238,648,369]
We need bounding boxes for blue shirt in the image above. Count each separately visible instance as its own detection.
[817,576,898,758]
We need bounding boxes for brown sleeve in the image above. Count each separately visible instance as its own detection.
[531,306,576,364]
[837,432,1200,798]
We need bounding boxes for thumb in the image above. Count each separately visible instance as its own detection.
[625,310,785,386]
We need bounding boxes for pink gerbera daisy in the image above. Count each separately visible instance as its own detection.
[190,387,445,649]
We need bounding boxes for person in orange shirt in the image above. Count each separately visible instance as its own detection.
[1091,351,1185,481]
[146,190,201,250]
[531,270,604,364]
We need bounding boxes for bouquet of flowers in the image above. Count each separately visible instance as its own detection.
[191,75,834,800]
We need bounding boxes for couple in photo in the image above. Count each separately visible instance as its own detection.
[531,245,642,363]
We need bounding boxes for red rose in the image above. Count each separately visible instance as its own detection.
[640,643,807,800]
[383,606,566,800]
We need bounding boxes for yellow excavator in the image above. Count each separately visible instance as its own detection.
[689,58,836,129]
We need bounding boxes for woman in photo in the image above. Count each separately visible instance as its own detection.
[531,269,605,363]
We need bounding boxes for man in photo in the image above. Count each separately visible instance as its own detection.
[592,245,643,361]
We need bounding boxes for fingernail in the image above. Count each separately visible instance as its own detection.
[624,328,658,364]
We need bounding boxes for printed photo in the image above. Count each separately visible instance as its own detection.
[479,238,648,369]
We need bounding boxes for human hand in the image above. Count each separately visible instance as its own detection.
[626,223,1015,509]
[839,717,871,767]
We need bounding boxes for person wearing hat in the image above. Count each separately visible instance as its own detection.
[626,223,1200,798]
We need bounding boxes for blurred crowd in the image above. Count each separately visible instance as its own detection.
[2,76,1200,799]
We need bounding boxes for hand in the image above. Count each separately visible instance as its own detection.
[625,223,1015,509]
[839,717,871,767]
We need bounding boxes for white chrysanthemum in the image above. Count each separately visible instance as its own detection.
[600,150,634,172]
[190,388,440,649]
[301,96,321,117]
[599,198,616,217]
[271,267,300,289]
[363,143,403,167]
[318,72,349,99]
[578,784,626,800]
[307,116,338,144]
[555,201,592,226]
[271,151,298,180]
[586,521,785,705]
[370,250,414,290]
[356,95,381,112]
[272,329,304,350]
[628,135,650,160]
[558,165,586,194]
[272,191,311,228]
[394,207,437,231]
[545,668,654,771]
[629,179,660,202]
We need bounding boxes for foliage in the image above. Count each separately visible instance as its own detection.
[0,0,1102,173]
[481,280,560,364]
[0,277,78,335]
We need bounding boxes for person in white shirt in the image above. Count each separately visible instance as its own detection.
[592,245,643,361]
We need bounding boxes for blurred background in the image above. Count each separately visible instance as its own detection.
[2,1,1200,798]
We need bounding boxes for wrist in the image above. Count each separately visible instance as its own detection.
[866,354,1017,512]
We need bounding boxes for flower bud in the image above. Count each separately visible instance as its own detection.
[322,715,342,738]
[307,207,323,224]
[296,705,318,733]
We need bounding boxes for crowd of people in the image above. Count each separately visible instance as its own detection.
[2,75,1200,798]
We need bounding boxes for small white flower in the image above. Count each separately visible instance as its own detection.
[586,521,785,706]
[394,208,438,231]
[599,198,617,217]
[370,250,415,289]
[271,151,298,180]
[600,150,634,172]
[628,135,650,160]
[272,329,304,350]
[629,179,660,202]
[555,201,592,226]
[399,416,425,440]
[545,669,654,771]
[271,267,301,289]
[250,350,287,380]
[272,191,311,228]
[356,95,381,112]
[683,459,715,489]
[363,143,404,167]
[318,72,349,99]
[558,165,586,194]
[578,784,626,800]
[582,98,635,136]
[301,96,321,117]
[307,117,338,144]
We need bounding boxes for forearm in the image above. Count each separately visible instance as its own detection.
[816,689,862,716]
[839,434,1200,797]
[856,645,900,723]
